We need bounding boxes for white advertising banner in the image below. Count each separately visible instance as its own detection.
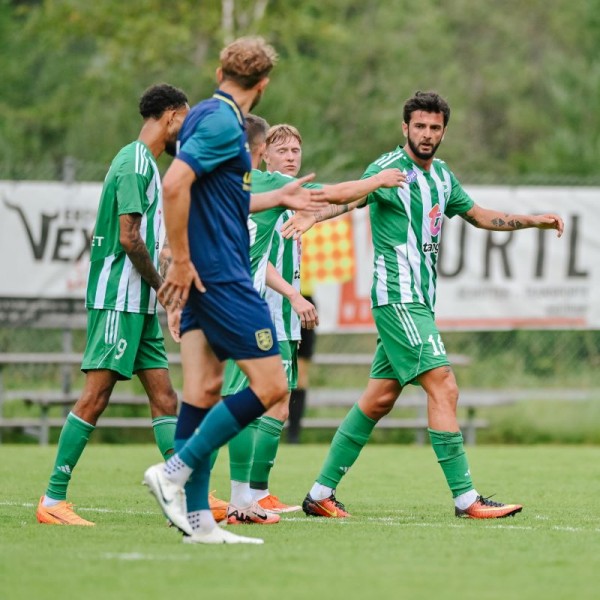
[1,182,598,331]
[313,186,600,332]
[0,181,100,324]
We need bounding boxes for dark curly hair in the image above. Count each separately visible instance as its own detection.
[403,91,450,127]
[139,83,188,119]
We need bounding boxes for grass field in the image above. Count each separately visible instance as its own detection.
[1,444,599,600]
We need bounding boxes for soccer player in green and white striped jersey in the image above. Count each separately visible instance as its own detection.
[298,91,564,519]
[36,84,189,527]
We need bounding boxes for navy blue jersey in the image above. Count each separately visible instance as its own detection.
[177,90,252,283]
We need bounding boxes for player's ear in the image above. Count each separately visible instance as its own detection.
[216,67,224,84]
[257,77,270,93]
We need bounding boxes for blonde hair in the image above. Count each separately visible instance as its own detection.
[220,36,278,89]
[265,124,302,148]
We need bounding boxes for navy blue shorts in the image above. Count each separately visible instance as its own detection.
[180,279,280,362]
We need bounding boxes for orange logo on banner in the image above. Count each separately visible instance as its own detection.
[301,215,355,294]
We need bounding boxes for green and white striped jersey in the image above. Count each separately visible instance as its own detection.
[249,169,321,342]
[363,146,474,312]
[265,210,301,342]
[86,141,162,314]
[247,170,287,295]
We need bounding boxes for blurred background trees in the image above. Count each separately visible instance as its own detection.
[1,0,598,183]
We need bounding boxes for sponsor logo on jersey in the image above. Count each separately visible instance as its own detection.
[255,328,274,351]
[422,242,440,254]
[405,169,418,184]
[428,204,443,236]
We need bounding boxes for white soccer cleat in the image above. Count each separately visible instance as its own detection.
[183,527,264,545]
[143,463,192,536]
[227,501,280,525]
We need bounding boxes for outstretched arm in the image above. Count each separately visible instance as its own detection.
[281,197,366,240]
[250,173,327,213]
[265,263,319,329]
[318,168,406,205]
[461,204,564,237]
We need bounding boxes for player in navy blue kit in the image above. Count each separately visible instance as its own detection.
[143,37,322,544]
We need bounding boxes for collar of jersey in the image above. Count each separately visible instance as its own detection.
[212,90,244,126]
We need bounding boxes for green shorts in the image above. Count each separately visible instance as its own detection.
[370,303,450,386]
[221,340,299,397]
[81,309,168,380]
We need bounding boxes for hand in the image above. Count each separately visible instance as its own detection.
[289,292,319,329]
[376,168,407,188]
[166,307,182,343]
[281,210,317,240]
[533,214,564,237]
[279,173,328,211]
[158,258,205,310]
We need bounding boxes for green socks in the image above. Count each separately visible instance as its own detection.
[250,416,284,490]
[229,419,259,482]
[151,415,177,459]
[46,412,95,501]
[317,403,376,488]
[428,428,474,497]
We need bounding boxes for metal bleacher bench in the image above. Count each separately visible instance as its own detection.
[0,350,530,445]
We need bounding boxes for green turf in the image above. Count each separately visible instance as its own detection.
[1,444,599,600]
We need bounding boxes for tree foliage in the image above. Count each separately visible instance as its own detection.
[0,0,598,182]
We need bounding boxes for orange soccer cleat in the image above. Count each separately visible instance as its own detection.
[257,494,301,514]
[209,491,229,522]
[36,497,95,526]
[455,495,523,519]
[302,493,351,518]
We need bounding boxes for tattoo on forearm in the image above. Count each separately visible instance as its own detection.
[462,213,479,227]
[121,216,162,290]
[128,240,162,290]
[316,203,349,223]
[159,253,172,279]
[491,215,524,230]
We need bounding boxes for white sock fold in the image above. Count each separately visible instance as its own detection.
[188,509,217,533]
[251,488,269,502]
[454,489,479,510]
[42,496,61,507]
[230,480,253,507]
[310,482,334,501]
[163,454,193,486]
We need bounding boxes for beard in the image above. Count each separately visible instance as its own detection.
[165,138,178,157]
[250,88,263,110]
[407,136,441,160]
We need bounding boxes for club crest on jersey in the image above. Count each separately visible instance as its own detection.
[255,329,274,351]
[242,171,252,192]
[405,169,418,184]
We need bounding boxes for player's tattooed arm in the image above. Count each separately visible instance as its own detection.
[281,197,365,240]
[119,213,163,290]
[159,239,172,279]
[314,203,349,223]
[460,204,563,236]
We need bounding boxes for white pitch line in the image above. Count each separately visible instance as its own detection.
[0,500,159,516]
[102,553,194,562]
[282,516,600,533]
[3,501,600,534]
